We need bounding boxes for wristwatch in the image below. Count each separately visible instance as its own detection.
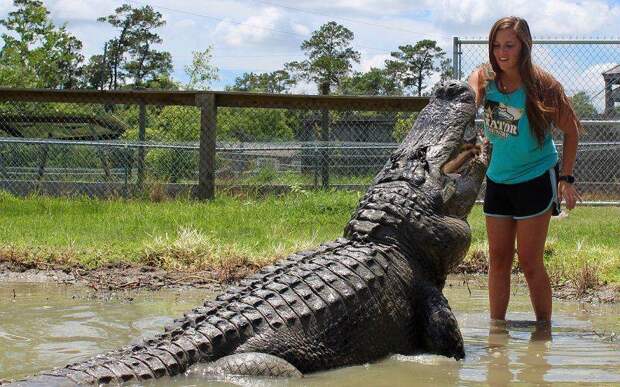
[558,175,576,184]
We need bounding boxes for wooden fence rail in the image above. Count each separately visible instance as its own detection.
[0,88,429,199]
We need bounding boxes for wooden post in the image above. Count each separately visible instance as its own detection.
[197,93,217,200]
[320,82,330,189]
[137,102,146,192]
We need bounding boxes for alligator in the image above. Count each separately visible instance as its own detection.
[8,80,488,385]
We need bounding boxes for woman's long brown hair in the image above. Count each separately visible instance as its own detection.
[488,16,582,145]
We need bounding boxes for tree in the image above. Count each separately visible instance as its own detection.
[337,67,402,96]
[439,58,454,82]
[0,0,84,88]
[184,47,219,90]
[81,53,109,89]
[97,4,131,90]
[385,40,446,96]
[284,21,360,95]
[570,91,598,119]
[227,70,294,93]
[98,3,173,89]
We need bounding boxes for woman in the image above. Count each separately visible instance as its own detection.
[468,16,582,322]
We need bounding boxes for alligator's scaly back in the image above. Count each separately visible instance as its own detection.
[9,80,488,386]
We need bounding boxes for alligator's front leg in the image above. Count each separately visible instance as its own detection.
[415,283,465,360]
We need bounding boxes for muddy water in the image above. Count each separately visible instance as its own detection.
[0,281,618,386]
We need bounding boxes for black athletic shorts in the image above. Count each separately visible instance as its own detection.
[483,164,560,220]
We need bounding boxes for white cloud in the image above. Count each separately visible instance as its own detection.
[0,0,12,18]
[359,53,391,72]
[528,1,620,36]
[291,23,310,36]
[290,79,316,94]
[174,18,196,29]
[292,0,412,15]
[48,0,111,22]
[425,0,508,25]
[423,0,620,37]
[214,7,287,47]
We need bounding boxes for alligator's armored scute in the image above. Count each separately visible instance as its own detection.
[8,80,488,385]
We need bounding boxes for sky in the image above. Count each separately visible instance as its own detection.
[1,0,619,98]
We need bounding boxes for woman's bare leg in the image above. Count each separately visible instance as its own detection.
[486,216,517,320]
[516,210,553,321]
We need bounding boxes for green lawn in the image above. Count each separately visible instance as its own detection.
[0,190,618,286]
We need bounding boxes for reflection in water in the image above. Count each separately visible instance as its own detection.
[0,283,210,380]
[485,320,553,386]
[1,282,618,386]
[485,320,512,385]
[519,321,552,386]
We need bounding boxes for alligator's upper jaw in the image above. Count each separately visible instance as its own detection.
[374,80,478,186]
[416,82,478,176]
[427,86,488,220]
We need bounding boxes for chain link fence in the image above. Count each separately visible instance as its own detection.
[1,39,618,203]
[454,38,620,203]
[0,90,425,199]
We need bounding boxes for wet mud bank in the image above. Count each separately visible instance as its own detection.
[1,259,618,303]
[0,260,228,294]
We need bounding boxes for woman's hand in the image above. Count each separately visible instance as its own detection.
[478,63,496,91]
[558,181,582,210]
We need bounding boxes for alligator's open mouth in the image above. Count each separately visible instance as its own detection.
[441,120,480,176]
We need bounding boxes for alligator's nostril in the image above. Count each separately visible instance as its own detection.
[434,80,470,100]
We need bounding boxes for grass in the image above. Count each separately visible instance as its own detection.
[0,189,359,270]
[463,206,620,289]
[0,190,618,288]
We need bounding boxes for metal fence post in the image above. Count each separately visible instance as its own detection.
[197,93,217,200]
[320,82,330,189]
[137,102,146,192]
[452,37,463,80]
[37,133,51,183]
[452,37,459,80]
[0,142,6,179]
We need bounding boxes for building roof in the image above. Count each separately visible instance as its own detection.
[603,64,620,75]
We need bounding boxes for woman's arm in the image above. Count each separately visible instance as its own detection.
[553,90,582,210]
[467,64,494,108]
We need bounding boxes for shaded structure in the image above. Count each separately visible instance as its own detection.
[0,113,129,184]
[603,64,620,118]
[0,114,126,140]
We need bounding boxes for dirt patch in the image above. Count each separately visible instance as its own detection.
[552,282,619,303]
[453,248,620,304]
[0,259,258,293]
[451,272,619,304]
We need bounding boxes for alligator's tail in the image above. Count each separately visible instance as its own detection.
[7,238,353,386]
[7,301,250,386]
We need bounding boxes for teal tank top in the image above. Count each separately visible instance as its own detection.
[483,81,558,184]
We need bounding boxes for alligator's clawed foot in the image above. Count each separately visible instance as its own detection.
[4,375,77,387]
[189,352,302,379]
